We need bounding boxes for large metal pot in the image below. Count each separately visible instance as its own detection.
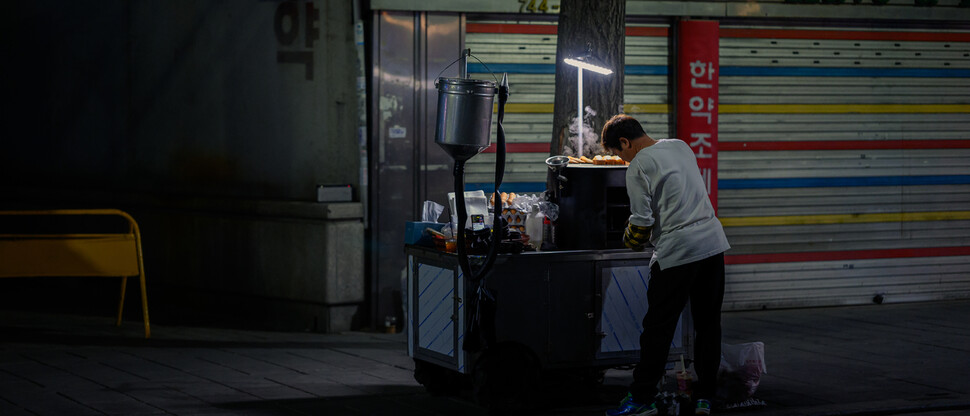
[434,77,498,162]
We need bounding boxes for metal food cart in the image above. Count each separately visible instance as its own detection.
[406,244,693,409]
[411,52,693,410]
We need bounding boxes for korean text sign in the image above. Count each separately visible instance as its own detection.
[676,20,719,212]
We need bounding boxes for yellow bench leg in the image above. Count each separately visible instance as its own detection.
[116,274,151,339]
[139,273,151,338]
[117,276,128,327]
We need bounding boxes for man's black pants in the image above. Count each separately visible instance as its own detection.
[630,253,725,403]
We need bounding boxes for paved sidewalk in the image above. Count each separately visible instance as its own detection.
[715,300,970,416]
[1,300,969,415]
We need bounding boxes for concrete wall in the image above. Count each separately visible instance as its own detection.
[0,1,365,331]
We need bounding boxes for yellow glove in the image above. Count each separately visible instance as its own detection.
[623,223,650,251]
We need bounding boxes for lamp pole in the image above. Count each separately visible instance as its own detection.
[576,67,583,157]
[564,55,612,158]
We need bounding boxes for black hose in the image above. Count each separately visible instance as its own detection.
[478,80,509,277]
[453,80,509,282]
[454,160,474,281]
[459,75,510,353]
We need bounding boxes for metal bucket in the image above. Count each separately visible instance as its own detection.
[434,77,498,162]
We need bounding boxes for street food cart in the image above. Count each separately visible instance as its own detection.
[406,163,694,409]
[408,51,692,410]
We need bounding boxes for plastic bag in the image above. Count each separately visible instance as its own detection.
[537,201,559,221]
[716,341,766,402]
[509,193,541,214]
[448,190,488,230]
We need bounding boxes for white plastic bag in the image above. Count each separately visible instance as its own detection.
[716,342,766,402]
[448,190,488,230]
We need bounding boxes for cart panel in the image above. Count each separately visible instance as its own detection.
[417,263,455,356]
[598,265,687,356]
[600,265,651,353]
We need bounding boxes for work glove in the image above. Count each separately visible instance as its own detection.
[623,223,650,251]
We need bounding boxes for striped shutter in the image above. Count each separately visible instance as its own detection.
[464,20,670,193]
[718,26,970,309]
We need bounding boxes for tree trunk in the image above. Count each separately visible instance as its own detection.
[550,0,625,157]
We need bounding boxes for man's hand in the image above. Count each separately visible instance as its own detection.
[623,223,650,251]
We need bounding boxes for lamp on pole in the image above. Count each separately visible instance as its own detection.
[563,50,613,157]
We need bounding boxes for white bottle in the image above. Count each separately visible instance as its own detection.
[527,211,545,250]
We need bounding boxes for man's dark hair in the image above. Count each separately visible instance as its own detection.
[601,114,646,150]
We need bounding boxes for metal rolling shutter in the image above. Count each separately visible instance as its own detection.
[718,26,970,309]
[464,19,670,193]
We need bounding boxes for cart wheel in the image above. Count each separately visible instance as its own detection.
[473,343,541,412]
[413,359,462,396]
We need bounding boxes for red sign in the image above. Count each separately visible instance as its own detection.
[676,20,719,212]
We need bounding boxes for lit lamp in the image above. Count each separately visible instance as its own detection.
[563,50,613,157]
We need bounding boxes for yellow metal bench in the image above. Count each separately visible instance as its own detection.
[0,209,151,338]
